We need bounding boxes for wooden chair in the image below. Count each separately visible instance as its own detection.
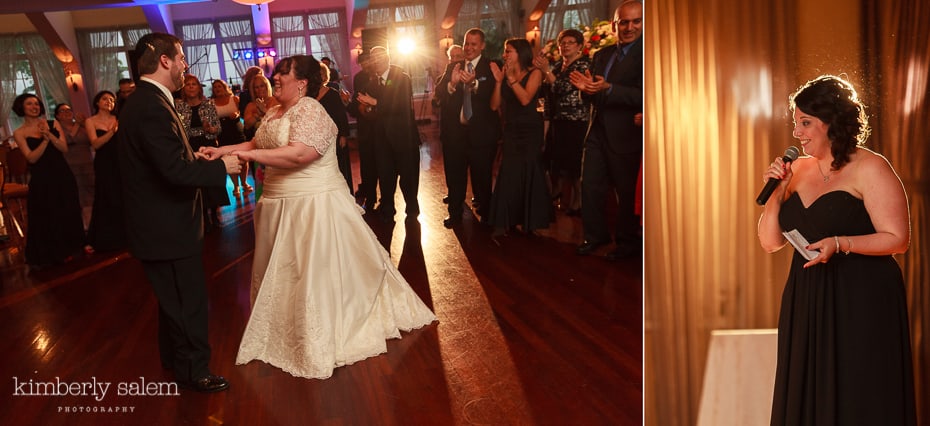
[0,145,29,240]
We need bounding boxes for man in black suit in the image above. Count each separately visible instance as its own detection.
[347,52,379,211]
[356,46,420,224]
[435,28,502,228]
[118,33,241,393]
[570,0,643,260]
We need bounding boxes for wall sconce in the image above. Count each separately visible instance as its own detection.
[66,70,79,92]
[352,43,363,57]
[439,34,454,51]
[525,25,541,48]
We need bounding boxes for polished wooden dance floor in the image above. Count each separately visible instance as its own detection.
[0,122,642,425]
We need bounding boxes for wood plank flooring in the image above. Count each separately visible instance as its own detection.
[0,121,642,425]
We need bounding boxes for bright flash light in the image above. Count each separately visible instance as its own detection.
[396,37,416,56]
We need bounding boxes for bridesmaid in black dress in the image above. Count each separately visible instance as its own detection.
[758,75,915,424]
[317,62,353,195]
[488,38,552,239]
[85,90,126,252]
[11,94,85,268]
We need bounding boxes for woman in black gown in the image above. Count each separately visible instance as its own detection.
[487,38,552,239]
[757,75,915,425]
[11,94,85,268]
[84,90,126,252]
[318,61,353,194]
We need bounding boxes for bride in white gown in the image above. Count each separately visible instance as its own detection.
[202,55,436,379]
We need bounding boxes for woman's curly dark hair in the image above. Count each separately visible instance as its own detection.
[789,75,870,170]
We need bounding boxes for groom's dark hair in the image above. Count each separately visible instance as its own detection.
[134,32,183,76]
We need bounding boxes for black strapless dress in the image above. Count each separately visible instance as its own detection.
[24,135,85,266]
[772,190,916,425]
[86,129,126,251]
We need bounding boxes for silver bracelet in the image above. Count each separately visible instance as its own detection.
[833,236,840,254]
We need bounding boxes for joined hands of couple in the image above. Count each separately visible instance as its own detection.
[196,146,246,174]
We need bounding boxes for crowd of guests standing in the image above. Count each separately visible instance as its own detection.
[7,0,642,268]
[426,0,644,259]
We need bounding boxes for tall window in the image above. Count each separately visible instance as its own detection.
[366,2,434,95]
[539,0,608,43]
[0,36,39,133]
[175,18,255,94]
[76,26,148,99]
[271,10,349,86]
[453,0,521,59]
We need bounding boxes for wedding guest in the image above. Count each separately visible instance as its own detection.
[488,38,551,240]
[84,90,126,252]
[569,0,644,260]
[534,29,592,216]
[11,94,85,268]
[55,103,94,227]
[177,74,228,230]
[318,62,353,194]
[212,79,250,197]
[356,46,420,224]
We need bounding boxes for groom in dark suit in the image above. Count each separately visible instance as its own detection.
[570,0,644,260]
[118,32,241,392]
[435,28,502,227]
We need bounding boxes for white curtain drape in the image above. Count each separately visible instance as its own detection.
[77,30,121,99]
[22,35,68,106]
[539,0,608,44]
[219,20,254,82]
[0,36,20,137]
[308,11,350,86]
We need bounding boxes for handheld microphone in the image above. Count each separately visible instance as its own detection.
[756,146,800,205]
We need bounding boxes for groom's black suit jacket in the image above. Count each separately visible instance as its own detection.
[118,80,227,260]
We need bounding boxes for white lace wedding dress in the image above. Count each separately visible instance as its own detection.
[235,96,437,379]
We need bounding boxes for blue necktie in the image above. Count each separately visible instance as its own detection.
[462,62,474,122]
[603,48,622,78]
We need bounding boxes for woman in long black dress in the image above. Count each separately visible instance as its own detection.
[11,94,85,268]
[488,38,552,239]
[758,75,915,424]
[177,74,228,229]
[318,61,353,194]
[84,90,126,252]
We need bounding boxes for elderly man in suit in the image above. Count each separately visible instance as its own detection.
[435,28,502,228]
[118,32,241,393]
[570,0,644,260]
[356,46,420,224]
[347,52,379,211]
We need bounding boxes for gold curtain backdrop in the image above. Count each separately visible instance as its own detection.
[645,0,929,424]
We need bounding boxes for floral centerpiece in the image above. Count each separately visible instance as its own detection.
[541,19,618,63]
[582,19,617,58]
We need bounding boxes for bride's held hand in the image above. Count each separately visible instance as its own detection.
[199,146,222,160]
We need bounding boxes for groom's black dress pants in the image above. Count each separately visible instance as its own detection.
[141,255,211,382]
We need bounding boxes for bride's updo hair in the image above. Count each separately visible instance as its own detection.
[273,55,323,99]
[789,74,870,170]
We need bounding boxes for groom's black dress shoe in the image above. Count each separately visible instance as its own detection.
[179,375,230,393]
